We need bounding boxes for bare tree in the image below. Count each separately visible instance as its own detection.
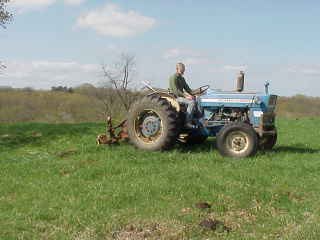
[0,62,5,72]
[1,0,12,73]
[0,0,12,29]
[101,53,137,114]
[94,54,138,142]
[95,85,118,119]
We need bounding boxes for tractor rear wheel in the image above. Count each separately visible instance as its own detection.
[259,131,277,150]
[217,122,258,158]
[127,95,179,151]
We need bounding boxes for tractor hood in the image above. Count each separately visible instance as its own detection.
[199,88,277,112]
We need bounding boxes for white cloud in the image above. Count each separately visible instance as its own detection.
[10,0,56,11]
[163,48,182,59]
[10,0,85,12]
[163,48,205,60]
[163,47,214,66]
[288,65,320,75]
[64,0,85,5]
[183,57,212,65]
[76,4,156,37]
[0,60,100,89]
[223,65,248,72]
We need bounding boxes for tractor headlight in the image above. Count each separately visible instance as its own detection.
[254,96,262,105]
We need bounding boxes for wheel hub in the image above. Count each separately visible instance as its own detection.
[141,116,161,137]
[232,137,246,151]
[228,132,249,154]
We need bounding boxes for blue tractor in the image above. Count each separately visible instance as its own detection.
[127,73,277,158]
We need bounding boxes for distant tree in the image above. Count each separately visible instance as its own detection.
[22,87,34,92]
[51,86,74,93]
[0,0,12,29]
[0,0,12,72]
[0,85,12,91]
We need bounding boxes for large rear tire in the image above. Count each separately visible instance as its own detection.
[127,95,179,151]
[217,122,258,158]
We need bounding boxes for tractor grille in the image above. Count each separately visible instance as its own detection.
[263,125,275,131]
[269,95,277,105]
[261,113,275,130]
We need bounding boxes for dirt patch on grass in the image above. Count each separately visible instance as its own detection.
[73,227,96,240]
[110,221,186,240]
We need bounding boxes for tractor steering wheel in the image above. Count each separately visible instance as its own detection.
[193,85,210,96]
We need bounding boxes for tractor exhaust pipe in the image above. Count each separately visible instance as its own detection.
[236,71,245,92]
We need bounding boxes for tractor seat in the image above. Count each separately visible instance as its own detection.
[178,102,188,112]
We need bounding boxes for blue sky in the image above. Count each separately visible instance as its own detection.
[1,0,320,96]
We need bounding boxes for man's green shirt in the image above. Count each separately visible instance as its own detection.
[169,73,193,97]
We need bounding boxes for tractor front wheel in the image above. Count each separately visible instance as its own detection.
[217,122,258,158]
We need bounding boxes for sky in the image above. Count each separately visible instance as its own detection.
[1,0,320,96]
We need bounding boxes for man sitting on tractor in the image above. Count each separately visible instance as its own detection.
[169,62,197,129]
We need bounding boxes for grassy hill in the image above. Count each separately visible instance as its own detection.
[1,118,320,239]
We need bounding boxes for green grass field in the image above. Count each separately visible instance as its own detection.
[1,118,320,240]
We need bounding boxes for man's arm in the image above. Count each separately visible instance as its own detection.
[175,77,186,97]
[182,78,193,96]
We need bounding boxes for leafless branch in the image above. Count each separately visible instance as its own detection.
[0,61,6,74]
[0,0,13,29]
[101,53,136,113]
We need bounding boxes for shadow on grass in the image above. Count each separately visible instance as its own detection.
[177,140,319,155]
[271,144,319,154]
[0,122,103,149]
[176,139,216,153]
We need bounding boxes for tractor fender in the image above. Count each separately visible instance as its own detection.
[147,92,181,112]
